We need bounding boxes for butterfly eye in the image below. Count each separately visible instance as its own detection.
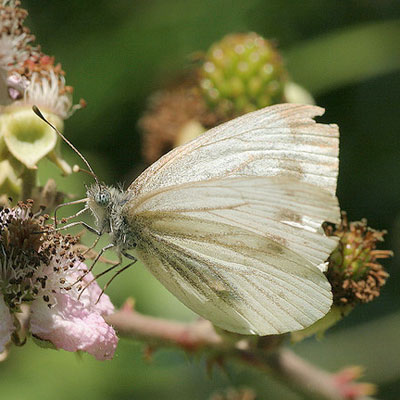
[95,190,111,206]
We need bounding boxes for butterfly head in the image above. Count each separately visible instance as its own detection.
[86,184,121,233]
[93,186,112,207]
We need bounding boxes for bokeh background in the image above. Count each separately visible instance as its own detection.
[1,0,400,399]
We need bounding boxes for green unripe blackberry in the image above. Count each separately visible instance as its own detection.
[324,215,391,307]
[200,33,287,117]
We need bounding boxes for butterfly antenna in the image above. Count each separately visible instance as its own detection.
[72,165,98,181]
[32,105,100,187]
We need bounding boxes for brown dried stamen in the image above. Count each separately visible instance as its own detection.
[324,213,392,307]
[0,201,86,310]
[139,71,227,164]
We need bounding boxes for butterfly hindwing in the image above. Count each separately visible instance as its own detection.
[128,176,338,335]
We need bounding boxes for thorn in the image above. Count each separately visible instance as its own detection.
[121,297,135,312]
[143,345,155,362]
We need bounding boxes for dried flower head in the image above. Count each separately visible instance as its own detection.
[0,0,37,105]
[11,54,81,120]
[324,213,392,307]
[0,201,118,360]
[0,1,35,71]
[292,214,392,342]
[139,72,222,164]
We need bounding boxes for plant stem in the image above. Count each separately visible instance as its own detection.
[106,302,376,400]
[21,168,37,200]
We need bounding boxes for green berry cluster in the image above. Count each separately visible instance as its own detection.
[200,33,286,117]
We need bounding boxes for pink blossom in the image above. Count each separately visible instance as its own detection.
[30,275,117,361]
[0,203,118,360]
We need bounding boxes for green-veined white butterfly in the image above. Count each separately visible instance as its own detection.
[34,103,340,336]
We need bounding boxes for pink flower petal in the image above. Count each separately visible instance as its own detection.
[30,292,118,360]
[0,295,14,353]
[78,271,115,317]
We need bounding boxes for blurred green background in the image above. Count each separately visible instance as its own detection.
[2,0,400,399]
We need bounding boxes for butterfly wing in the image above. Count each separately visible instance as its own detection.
[126,104,340,335]
[130,104,339,197]
[127,176,339,335]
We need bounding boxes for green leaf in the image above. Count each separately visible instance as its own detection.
[286,19,400,95]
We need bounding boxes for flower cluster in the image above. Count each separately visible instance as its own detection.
[0,0,84,200]
[0,200,118,360]
[140,32,314,164]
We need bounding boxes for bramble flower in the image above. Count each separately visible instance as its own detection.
[0,53,78,174]
[0,0,87,201]
[0,0,36,104]
[0,201,118,360]
[11,54,78,120]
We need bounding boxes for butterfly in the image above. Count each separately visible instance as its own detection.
[34,103,340,336]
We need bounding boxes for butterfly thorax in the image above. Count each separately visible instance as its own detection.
[86,184,134,249]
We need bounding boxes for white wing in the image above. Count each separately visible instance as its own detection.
[128,177,339,335]
[126,103,340,335]
[130,104,339,197]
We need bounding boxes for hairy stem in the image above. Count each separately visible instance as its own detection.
[106,303,375,400]
[21,168,37,200]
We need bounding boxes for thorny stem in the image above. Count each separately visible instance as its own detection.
[245,350,374,400]
[106,301,376,400]
[21,168,37,200]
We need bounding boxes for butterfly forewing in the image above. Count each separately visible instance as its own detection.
[130,104,339,197]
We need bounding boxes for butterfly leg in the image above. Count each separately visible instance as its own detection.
[95,258,138,304]
[77,246,138,301]
[53,221,101,236]
[58,206,89,224]
[81,235,101,257]
[53,198,88,227]
[77,255,119,301]
[75,242,116,288]
[78,254,137,302]
[86,243,116,273]
[121,250,137,262]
